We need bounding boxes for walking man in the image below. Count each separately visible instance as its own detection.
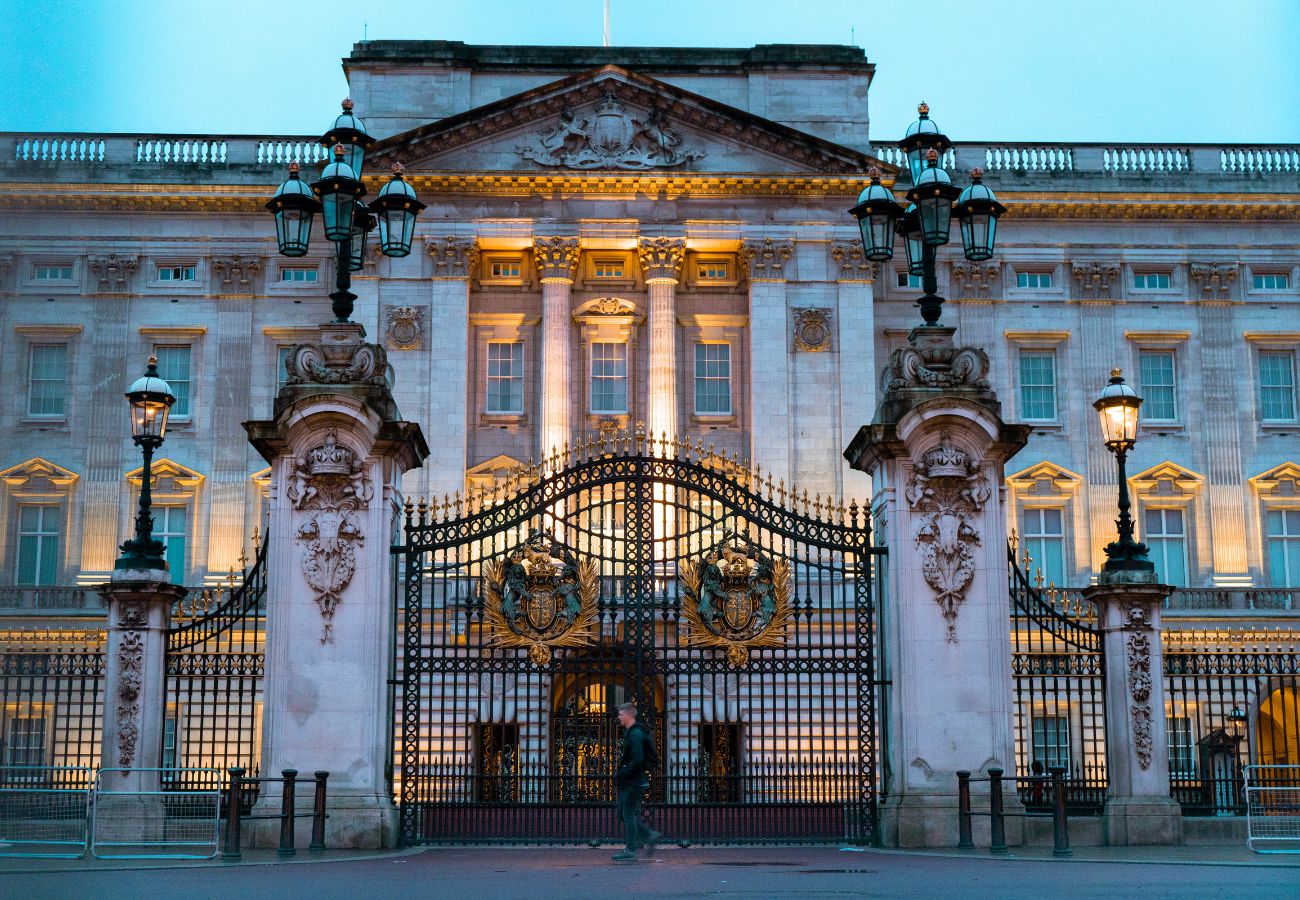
[612,701,663,861]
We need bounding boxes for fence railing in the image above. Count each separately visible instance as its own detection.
[0,766,93,858]
[90,767,221,859]
[1245,765,1300,853]
[221,767,329,860]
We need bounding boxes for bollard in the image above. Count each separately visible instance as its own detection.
[310,771,329,851]
[1049,766,1071,857]
[956,770,974,849]
[987,767,1008,855]
[279,769,298,857]
[222,767,245,861]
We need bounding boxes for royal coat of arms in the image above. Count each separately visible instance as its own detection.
[680,538,792,667]
[482,531,599,665]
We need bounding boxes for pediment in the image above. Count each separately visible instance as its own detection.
[1130,461,1204,497]
[1250,461,1300,497]
[0,457,79,491]
[372,66,886,176]
[125,458,205,493]
[466,455,528,479]
[1006,461,1083,497]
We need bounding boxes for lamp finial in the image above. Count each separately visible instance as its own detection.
[333,144,346,161]
[1110,367,1123,379]
[867,165,881,180]
[342,98,354,112]
[918,101,929,116]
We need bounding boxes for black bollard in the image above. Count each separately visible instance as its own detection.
[310,771,329,851]
[987,767,1008,855]
[1049,766,1071,857]
[279,769,298,857]
[956,770,974,849]
[222,767,245,861]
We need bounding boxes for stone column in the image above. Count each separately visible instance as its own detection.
[245,322,428,849]
[637,237,686,443]
[845,326,1030,848]
[533,237,580,460]
[831,241,877,502]
[1083,578,1182,845]
[421,236,476,499]
[742,237,794,486]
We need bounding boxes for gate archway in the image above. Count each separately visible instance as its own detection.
[393,432,882,845]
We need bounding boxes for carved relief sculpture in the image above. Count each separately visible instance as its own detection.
[636,236,686,281]
[517,92,705,170]
[792,308,833,352]
[532,236,581,281]
[288,429,374,644]
[88,254,138,292]
[210,255,262,291]
[1190,263,1238,297]
[883,342,990,392]
[384,305,425,351]
[1072,261,1120,299]
[114,601,147,767]
[906,437,991,642]
[680,534,792,667]
[949,261,1000,298]
[284,337,388,387]
[425,236,478,278]
[1126,631,1154,770]
[740,238,793,280]
[830,240,877,281]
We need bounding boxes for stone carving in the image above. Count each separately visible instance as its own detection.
[384,305,425,351]
[637,236,686,281]
[517,92,705,170]
[829,240,877,281]
[680,534,792,667]
[1072,261,1120,299]
[883,341,990,392]
[792,308,833,352]
[740,237,794,280]
[1190,263,1238,296]
[1126,631,1154,770]
[118,599,148,628]
[116,630,144,767]
[288,429,374,644]
[210,255,261,291]
[425,236,478,278]
[88,254,138,292]
[906,436,990,642]
[1123,601,1153,629]
[532,237,581,281]
[910,757,935,780]
[950,261,1000,298]
[284,332,388,387]
[583,297,638,317]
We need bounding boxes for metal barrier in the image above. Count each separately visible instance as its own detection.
[221,767,329,860]
[0,766,93,857]
[1245,765,1300,854]
[90,768,221,859]
[957,767,1071,856]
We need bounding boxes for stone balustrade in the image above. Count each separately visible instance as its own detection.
[1051,585,1299,614]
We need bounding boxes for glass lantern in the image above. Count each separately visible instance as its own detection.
[312,145,366,243]
[369,164,427,258]
[264,163,321,257]
[955,169,1007,262]
[906,151,962,246]
[848,167,903,262]
[125,356,176,441]
[320,98,376,179]
[1094,368,1143,451]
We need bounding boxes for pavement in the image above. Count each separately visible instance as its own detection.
[1,843,1298,899]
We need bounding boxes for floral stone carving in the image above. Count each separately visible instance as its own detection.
[517,93,705,170]
[1127,631,1154,770]
[116,630,144,767]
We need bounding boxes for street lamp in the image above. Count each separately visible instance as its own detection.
[848,103,1007,327]
[115,357,176,573]
[1093,368,1155,577]
[266,99,426,324]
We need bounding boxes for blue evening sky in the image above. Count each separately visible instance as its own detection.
[3,0,1298,143]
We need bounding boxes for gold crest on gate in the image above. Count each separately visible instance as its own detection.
[483,531,599,666]
[680,536,792,667]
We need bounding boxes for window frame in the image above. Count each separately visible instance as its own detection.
[152,345,193,421]
[3,713,48,768]
[1131,271,1173,291]
[1258,349,1298,423]
[1021,506,1067,588]
[15,503,63,587]
[275,265,321,285]
[1137,348,1179,423]
[1264,506,1300,588]
[154,504,189,585]
[485,340,526,416]
[25,343,69,420]
[589,341,629,415]
[33,263,74,282]
[1030,714,1072,771]
[1251,271,1291,291]
[1018,348,1059,423]
[1015,270,1054,289]
[480,253,527,287]
[157,264,197,283]
[693,342,733,417]
[1142,505,1190,588]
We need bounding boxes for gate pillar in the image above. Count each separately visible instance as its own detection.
[246,322,428,849]
[845,325,1029,848]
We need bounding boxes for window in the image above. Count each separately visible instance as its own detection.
[158,265,195,282]
[489,260,521,279]
[1144,507,1188,587]
[153,346,191,419]
[694,344,732,415]
[27,344,68,417]
[1253,273,1290,290]
[592,258,625,279]
[1266,509,1300,587]
[1016,271,1052,289]
[1166,716,1195,777]
[1133,272,1171,290]
[486,342,524,415]
[696,259,729,281]
[590,342,628,414]
[1031,716,1070,770]
[1022,508,1066,587]
[4,717,46,766]
[34,265,72,281]
[162,715,179,770]
[1260,351,1297,421]
[896,272,922,288]
[1138,350,1177,421]
[1019,350,1057,420]
[156,506,188,585]
[280,267,318,283]
[16,505,61,586]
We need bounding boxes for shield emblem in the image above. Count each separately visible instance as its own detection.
[524,587,561,634]
[721,587,755,634]
[590,110,633,156]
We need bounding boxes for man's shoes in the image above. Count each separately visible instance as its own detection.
[644,831,663,852]
[611,850,637,861]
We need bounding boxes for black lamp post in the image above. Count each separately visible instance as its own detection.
[1094,368,1155,576]
[266,99,426,324]
[848,103,1006,328]
[115,357,176,572]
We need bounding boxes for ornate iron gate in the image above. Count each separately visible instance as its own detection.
[394,434,881,845]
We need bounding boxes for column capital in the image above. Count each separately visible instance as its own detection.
[950,261,1000,299]
[532,236,580,281]
[210,254,263,294]
[829,240,878,283]
[87,253,138,293]
[425,236,479,279]
[1071,260,1121,300]
[740,237,793,281]
[637,236,686,282]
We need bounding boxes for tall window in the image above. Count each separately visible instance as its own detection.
[590,342,628,414]
[162,715,179,770]
[27,344,68,417]
[153,346,191,418]
[694,344,732,415]
[1022,508,1066,587]
[1016,271,1052,289]
[1031,715,1070,770]
[486,342,524,414]
[156,506,188,585]
[16,505,61,586]
[1019,350,1057,420]
[1260,351,1297,421]
[1144,507,1187,587]
[4,717,46,766]
[1139,350,1177,421]
[1133,272,1171,290]
[1266,508,1300,587]
[1167,716,1195,777]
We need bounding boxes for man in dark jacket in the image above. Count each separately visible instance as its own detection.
[611,701,663,861]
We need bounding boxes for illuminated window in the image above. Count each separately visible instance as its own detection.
[280,267,318,282]
[1016,271,1052,289]
[16,505,61,587]
[486,342,524,414]
[593,259,625,279]
[156,506,188,585]
[4,717,46,767]
[1133,272,1171,290]
[162,715,179,770]
[1138,350,1177,421]
[696,260,729,280]
[1019,350,1057,420]
[490,260,521,279]
[34,265,73,281]
[158,265,195,281]
[590,342,628,414]
[1260,351,1297,421]
[1022,508,1065,587]
[1253,273,1290,290]
[1166,716,1195,777]
[1266,509,1300,587]
[896,272,922,288]
[153,345,191,418]
[1144,507,1187,587]
[1031,716,1070,770]
[27,344,68,417]
[694,344,732,415]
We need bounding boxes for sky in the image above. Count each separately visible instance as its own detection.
[3,0,1299,143]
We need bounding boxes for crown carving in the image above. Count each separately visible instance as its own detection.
[307,430,355,476]
[920,439,970,478]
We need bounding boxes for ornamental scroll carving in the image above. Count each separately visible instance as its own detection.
[384,305,425,351]
[740,238,793,280]
[115,620,145,768]
[906,436,991,642]
[1072,261,1120,299]
[425,236,479,278]
[288,429,374,644]
[516,93,705,170]
[284,339,388,387]
[883,343,990,392]
[792,308,833,352]
[950,262,999,298]
[210,255,262,291]
[533,237,581,281]
[1126,631,1154,770]
[88,254,138,292]
[637,236,686,281]
[1190,263,1238,296]
[830,241,877,281]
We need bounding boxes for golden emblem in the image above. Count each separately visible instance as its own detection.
[482,531,600,666]
[680,537,792,667]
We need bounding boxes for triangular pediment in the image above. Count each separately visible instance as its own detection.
[1130,461,1204,497]
[125,458,205,492]
[1250,461,1300,497]
[1006,461,1084,497]
[372,66,887,176]
[0,457,79,489]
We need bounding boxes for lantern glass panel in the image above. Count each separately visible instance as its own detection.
[1098,400,1140,447]
[130,397,171,439]
[320,190,355,242]
[275,208,313,257]
[857,213,894,262]
[960,213,996,262]
[341,143,365,179]
[906,148,926,185]
[917,195,953,246]
[379,206,417,257]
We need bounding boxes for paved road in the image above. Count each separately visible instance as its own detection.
[2,846,1298,899]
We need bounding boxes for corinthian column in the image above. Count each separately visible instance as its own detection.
[638,237,686,445]
[533,237,580,461]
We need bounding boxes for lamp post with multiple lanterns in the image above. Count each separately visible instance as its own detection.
[1093,368,1156,577]
[114,356,176,573]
